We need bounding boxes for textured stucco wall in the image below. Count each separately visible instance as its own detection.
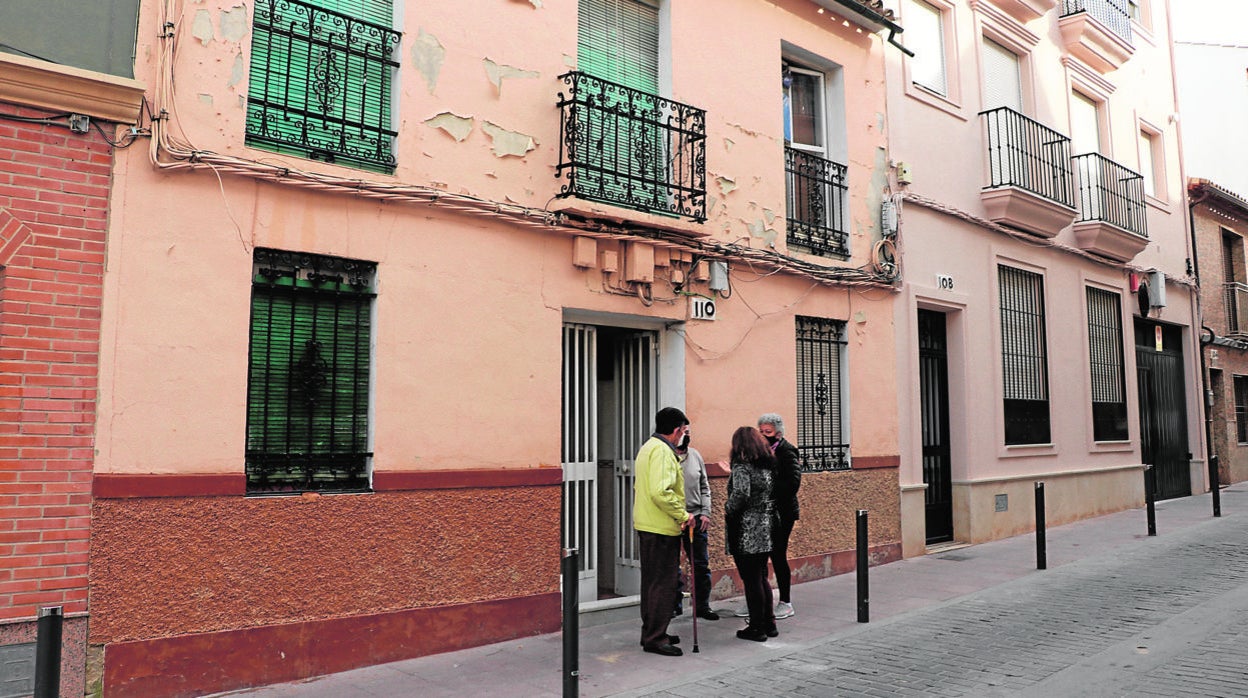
[89,487,560,644]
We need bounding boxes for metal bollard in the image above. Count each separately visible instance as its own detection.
[34,606,62,698]
[856,509,869,623]
[1209,454,1222,518]
[1035,482,1047,571]
[561,548,578,698]
[1145,465,1157,536]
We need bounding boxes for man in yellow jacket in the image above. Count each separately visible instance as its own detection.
[634,407,693,656]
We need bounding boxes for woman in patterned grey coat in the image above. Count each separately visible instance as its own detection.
[724,426,777,641]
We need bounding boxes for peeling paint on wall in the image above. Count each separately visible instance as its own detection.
[868,145,889,237]
[192,9,214,45]
[746,217,779,247]
[228,53,245,88]
[219,5,248,43]
[482,122,537,158]
[412,29,446,95]
[724,138,735,152]
[512,0,543,8]
[483,59,540,96]
[425,112,475,142]
[763,208,776,226]
[562,54,576,68]
[198,94,213,106]
[727,121,764,138]
[716,176,737,195]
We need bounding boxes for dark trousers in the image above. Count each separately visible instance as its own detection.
[677,527,712,613]
[638,530,682,647]
[734,552,774,631]
[769,517,796,603]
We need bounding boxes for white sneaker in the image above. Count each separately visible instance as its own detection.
[774,601,795,619]
[733,604,750,617]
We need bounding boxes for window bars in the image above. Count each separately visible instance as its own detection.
[556,71,707,222]
[1061,0,1133,45]
[246,0,400,173]
[981,107,1075,208]
[785,147,850,257]
[1072,153,1148,237]
[999,265,1051,445]
[1086,287,1128,441]
[245,248,376,493]
[795,316,849,471]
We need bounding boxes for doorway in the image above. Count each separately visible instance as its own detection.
[1134,320,1191,500]
[562,322,661,603]
[919,310,953,544]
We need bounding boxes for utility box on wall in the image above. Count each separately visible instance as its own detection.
[623,243,655,283]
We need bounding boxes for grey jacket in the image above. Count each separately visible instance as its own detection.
[681,447,711,518]
[724,460,774,557]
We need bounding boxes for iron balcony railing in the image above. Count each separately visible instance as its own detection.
[1061,0,1133,45]
[246,0,400,172]
[785,146,849,257]
[1072,153,1148,237]
[556,71,707,222]
[981,106,1075,208]
[1226,282,1248,335]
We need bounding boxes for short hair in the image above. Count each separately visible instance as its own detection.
[730,426,774,468]
[757,413,785,436]
[655,407,688,435]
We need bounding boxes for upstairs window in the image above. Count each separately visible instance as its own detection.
[999,265,1050,445]
[246,0,400,173]
[784,62,847,257]
[904,0,949,97]
[1236,376,1248,444]
[981,37,1022,113]
[245,249,376,494]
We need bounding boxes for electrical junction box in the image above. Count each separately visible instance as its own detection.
[623,243,655,283]
[708,261,728,291]
[690,260,709,282]
[572,237,597,268]
[600,250,619,273]
[690,296,716,321]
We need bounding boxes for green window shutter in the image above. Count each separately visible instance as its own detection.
[246,0,399,173]
[246,251,376,493]
[577,0,659,93]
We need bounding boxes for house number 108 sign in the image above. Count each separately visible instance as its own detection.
[936,274,955,291]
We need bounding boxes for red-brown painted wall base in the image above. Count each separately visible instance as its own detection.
[707,542,903,599]
[103,591,560,698]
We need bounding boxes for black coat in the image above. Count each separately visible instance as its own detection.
[773,438,801,522]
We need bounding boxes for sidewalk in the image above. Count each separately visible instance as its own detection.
[216,486,1245,697]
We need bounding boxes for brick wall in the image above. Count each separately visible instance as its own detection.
[0,104,110,621]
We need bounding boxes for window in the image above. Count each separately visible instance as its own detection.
[578,0,659,95]
[1137,127,1166,200]
[245,249,376,493]
[1087,287,1128,441]
[1236,376,1248,444]
[1224,230,1248,333]
[1070,90,1103,155]
[999,265,1050,445]
[795,316,848,471]
[904,0,948,96]
[245,0,400,173]
[784,62,847,257]
[981,37,1022,112]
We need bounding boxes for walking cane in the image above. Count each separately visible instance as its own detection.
[688,523,699,653]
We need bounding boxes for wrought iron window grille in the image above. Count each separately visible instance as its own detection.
[980,107,1075,209]
[785,146,849,258]
[1072,153,1148,237]
[999,265,1051,445]
[556,71,707,223]
[1061,0,1133,45]
[795,316,849,471]
[1086,287,1128,441]
[245,248,376,494]
[1226,282,1248,335]
[246,0,400,173]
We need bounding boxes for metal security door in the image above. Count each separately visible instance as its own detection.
[561,323,598,602]
[919,310,954,544]
[1135,321,1191,500]
[613,331,658,596]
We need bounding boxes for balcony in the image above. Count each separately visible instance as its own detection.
[1226,283,1248,335]
[986,0,1059,23]
[1070,153,1148,261]
[979,107,1077,238]
[785,147,849,257]
[1059,0,1134,73]
[555,71,707,223]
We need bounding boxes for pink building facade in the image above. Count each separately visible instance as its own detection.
[88,0,907,694]
[884,0,1205,555]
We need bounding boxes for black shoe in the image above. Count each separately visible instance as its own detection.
[639,634,680,647]
[696,609,720,621]
[764,626,779,638]
[643,642,683,656]
[736,628,768,642]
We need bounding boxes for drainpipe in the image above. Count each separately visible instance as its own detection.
[1166,0,1213,495]
[1189,184,1221,507]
